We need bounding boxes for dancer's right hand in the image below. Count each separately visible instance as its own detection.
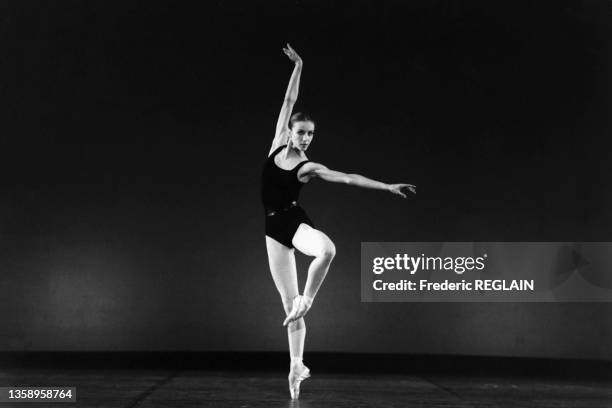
[283,43,302,66]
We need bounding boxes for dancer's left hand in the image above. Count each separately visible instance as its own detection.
[388,183,416,198]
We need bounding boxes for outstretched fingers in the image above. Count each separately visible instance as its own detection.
[404,184,416,194]
[282,43,302,64]
[389,183,416,198]
[399,184,416,195]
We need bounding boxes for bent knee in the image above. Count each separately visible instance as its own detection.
[320,241,336,260]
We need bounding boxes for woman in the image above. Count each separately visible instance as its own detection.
[261,43,416,400]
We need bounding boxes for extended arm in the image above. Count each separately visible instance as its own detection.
[304,163,416,198]
[269,44,303,155]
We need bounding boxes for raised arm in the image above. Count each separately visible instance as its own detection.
[301,162,416,198]
[269,44,303,156]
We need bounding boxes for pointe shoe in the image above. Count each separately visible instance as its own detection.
[294,295,312,320]
[283,296,303,327]
[283,295,313,326]
[288,363,311,400]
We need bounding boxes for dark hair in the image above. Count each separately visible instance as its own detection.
[289,112,315,129]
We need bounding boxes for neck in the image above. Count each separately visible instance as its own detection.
[285,144,302,158]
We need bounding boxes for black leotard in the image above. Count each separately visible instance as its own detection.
[261,144,314,248]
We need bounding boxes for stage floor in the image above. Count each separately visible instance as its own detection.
[1,368,611,408]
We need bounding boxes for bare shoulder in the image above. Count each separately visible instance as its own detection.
[302,161,326,171]
[268,132,289,157]
[297,161,327,183]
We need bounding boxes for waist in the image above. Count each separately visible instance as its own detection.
[265,201,299,216]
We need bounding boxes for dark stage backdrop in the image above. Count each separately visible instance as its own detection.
[0,0,611,359]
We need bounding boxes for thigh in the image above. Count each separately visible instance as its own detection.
[266,236,299,305]
[292,223,335,257]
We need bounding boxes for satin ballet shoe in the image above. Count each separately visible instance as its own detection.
[293,295,312,320]
[283,295,314,326]
[283,295,303,327]
[288,362,311,400]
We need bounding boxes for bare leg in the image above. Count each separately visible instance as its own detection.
[266,236,311,399]
[266,236,305,357]
[289,223,336,321]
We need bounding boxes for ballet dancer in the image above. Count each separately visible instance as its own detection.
[261,43,416,400]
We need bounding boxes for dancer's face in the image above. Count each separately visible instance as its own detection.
[290,121,315,152]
